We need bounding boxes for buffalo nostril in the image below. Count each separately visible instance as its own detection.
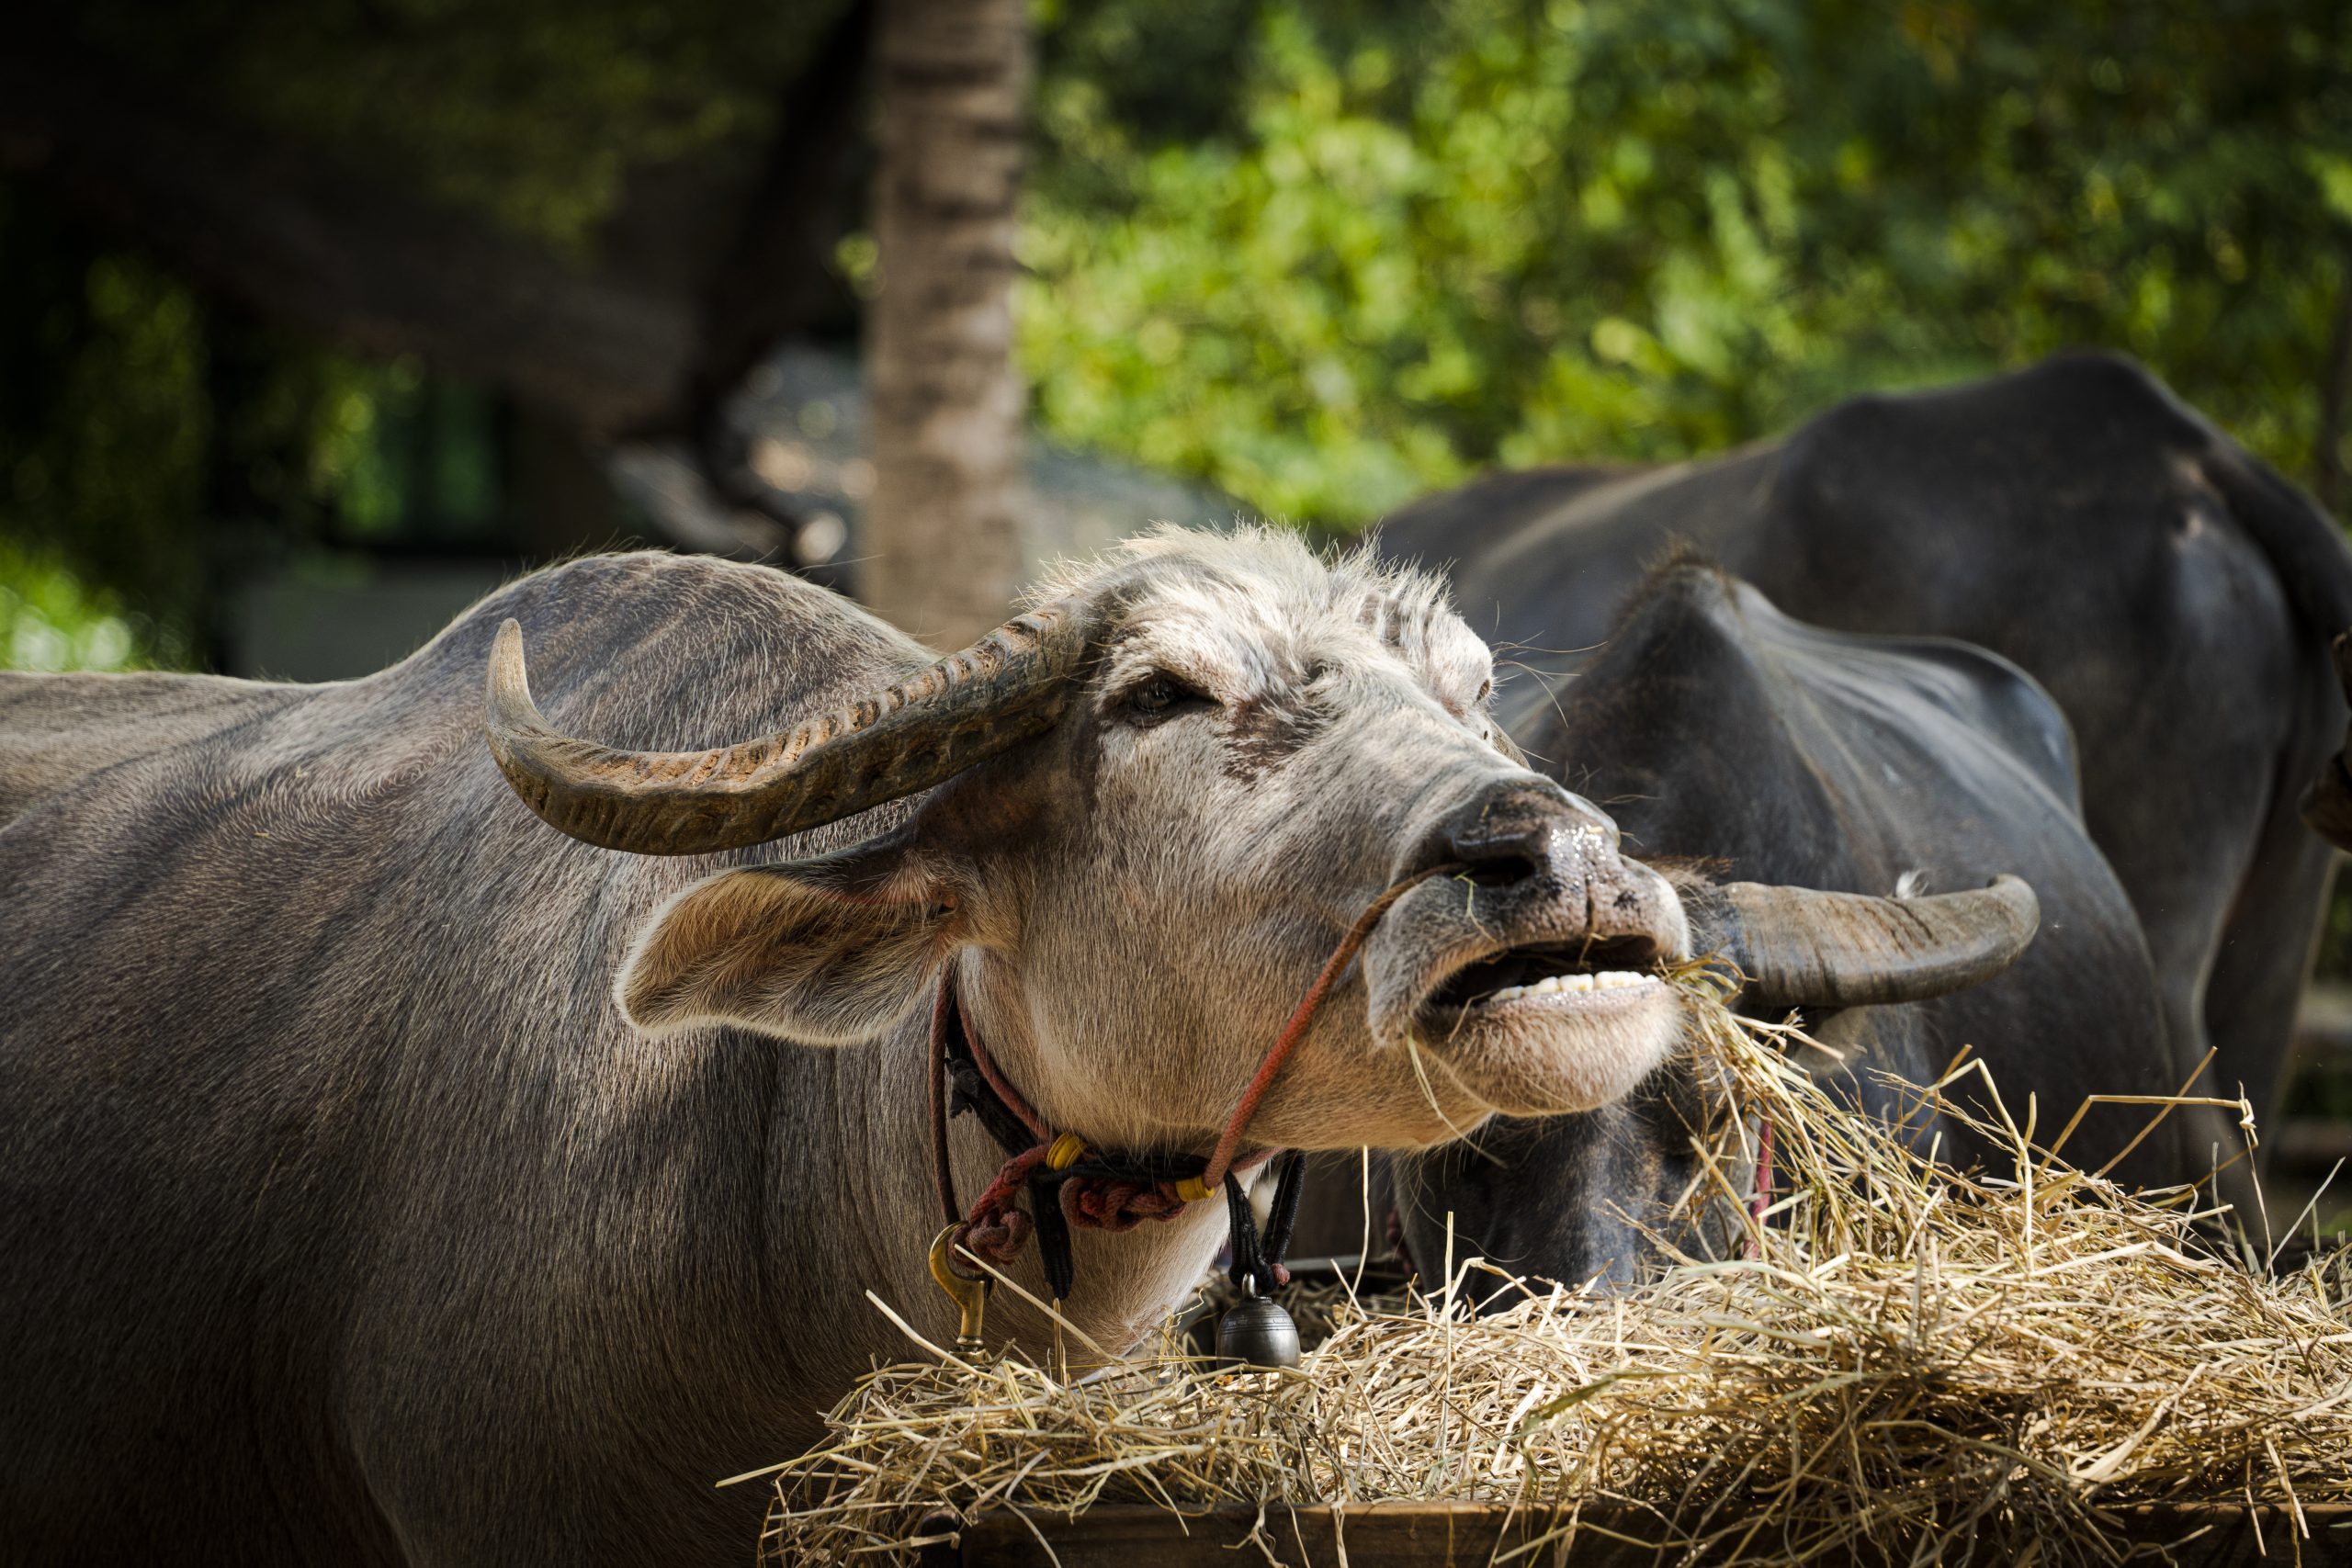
[1416,782,1591,886]
[1443,815,1555,886]
[1405,779,1619,887]
[1456,852,1541,889]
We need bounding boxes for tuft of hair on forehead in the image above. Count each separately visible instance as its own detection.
[1023,523,1458,639]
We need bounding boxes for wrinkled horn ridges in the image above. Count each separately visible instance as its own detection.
[1694,874,2040,1010]
[482,607,1089,855]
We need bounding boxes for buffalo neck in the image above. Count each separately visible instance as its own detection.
[762,966,1231,1437]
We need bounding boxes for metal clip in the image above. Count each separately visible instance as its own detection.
[927,1224,992,1358]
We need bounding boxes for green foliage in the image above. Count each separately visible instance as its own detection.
[0,540,153,671]
[0,181,532,662]
[1023,0,2352,526]
[4,1,860,661]
[0,186,209,649]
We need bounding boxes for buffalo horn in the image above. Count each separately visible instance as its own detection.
[483,604,1091,854]
[1687,874,2040,1010]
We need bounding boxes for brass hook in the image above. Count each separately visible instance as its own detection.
[927,1224,992,1358]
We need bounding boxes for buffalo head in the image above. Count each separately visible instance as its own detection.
[482,529,2030,1167]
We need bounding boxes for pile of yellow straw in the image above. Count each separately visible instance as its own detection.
[749,999,2352,1565]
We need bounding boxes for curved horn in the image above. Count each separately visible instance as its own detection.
[1686,874,2040,1010]
[484,604,1091,854]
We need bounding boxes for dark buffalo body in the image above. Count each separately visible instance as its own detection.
[1381,353,2352,1190]
[1391,565,2172,1288]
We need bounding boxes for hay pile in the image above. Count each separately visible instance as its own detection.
[747,999,2352,1565]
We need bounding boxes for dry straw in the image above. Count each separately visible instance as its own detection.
[746,992,2352,1565]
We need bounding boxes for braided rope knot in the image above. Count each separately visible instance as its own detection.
[967,1156,1195,1247]
[956,1145,1050,1265]
[1062,1175,1189,1232]
[957,1148,1200,1264]
[958,1209,1032,1266]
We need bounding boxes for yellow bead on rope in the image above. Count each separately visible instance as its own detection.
[1045,1132,1088,1171]
[1172,1175,1214,1203]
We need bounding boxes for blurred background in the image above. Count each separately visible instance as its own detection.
[2,0,2347,1211]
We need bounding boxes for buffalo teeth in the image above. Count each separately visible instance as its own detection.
[1479,970,1652,1004]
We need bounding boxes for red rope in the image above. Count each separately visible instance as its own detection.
[959,1145,1051,1264]
[1197,863,1457,1191]
[1063,1177,1186,1232]
[966,1010,1049,1144]
[930,978,960,1227]
[1746,1117,1775,1258]
[939,863,1462,1269]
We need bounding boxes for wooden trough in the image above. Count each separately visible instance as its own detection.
[922,1502,2352,1566]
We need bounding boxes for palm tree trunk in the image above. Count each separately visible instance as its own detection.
[862,0,1031,647]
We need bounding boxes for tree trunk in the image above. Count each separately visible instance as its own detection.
[862,0,1032,648]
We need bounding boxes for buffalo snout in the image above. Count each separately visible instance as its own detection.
[1363,777,1690,1122]
[1401,781,1659,940]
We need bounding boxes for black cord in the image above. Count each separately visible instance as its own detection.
[1262,1150,1307,1272]
[1223,1151,1308,1294]
[1221,1172,1261,1290]
[1030,1169,1077,1303]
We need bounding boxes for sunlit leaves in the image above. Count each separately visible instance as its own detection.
[1023,0,2352,526]
[0,541,153,671]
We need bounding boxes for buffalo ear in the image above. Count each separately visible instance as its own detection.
[616,849,960,1043]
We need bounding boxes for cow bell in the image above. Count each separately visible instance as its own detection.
[1215,1282,1300,1371]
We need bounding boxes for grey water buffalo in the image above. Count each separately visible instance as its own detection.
[1381,352,2352,1208]
[1391,562,2169,1292]
[0,527,2029,1563]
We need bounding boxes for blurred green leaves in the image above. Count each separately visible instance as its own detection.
[10,0,2348,660]
[0,192,209,651]
[0,183,514,663]
[1023,0,2352,526]
[0,541,153,671]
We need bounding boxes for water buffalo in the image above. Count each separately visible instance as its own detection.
[1391,562,2170,1292]
[1380,352,2352,1214]
[0,528,2028,1563]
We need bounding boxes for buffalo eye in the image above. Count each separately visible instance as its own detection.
[1120,672,1213,724]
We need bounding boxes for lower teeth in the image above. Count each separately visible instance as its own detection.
[1481,970,1649,1004]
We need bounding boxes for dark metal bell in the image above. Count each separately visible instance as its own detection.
[1215,1292,1300,1370]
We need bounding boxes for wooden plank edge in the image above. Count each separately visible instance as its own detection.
[936,1500,2352,1567]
